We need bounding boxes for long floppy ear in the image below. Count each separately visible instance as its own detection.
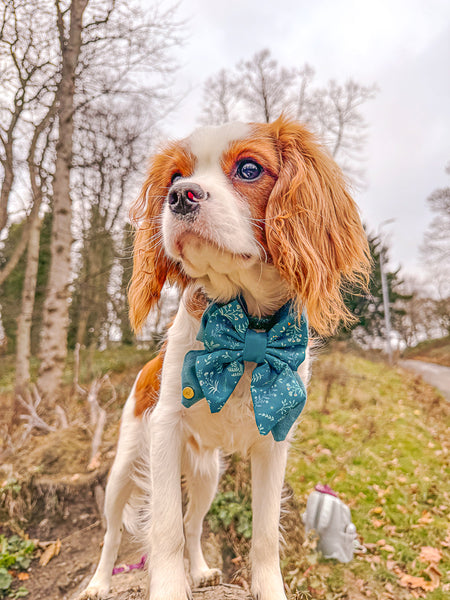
[265,117,371,336]
[128,158,188,333]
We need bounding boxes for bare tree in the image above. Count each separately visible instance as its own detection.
[310,79,377,181]
[0,0,181,412]
[0,0,58,266]
[199,69,240,126]
[237,49,295,123]
[394,277,444,347]
[15,104,56,400]
[421,163,450,299]
[37,0,181,406]
[0,0,57,421]
[37,0,90,406]
[69,101,150,348]
[199,49,377,180]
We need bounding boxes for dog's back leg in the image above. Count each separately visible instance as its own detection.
[78,390,143,600]
[183,446,222,588]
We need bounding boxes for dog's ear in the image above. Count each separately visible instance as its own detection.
[128,158,187,333]
[265,117,371,336]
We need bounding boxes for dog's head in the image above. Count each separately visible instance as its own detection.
[129,116,370,335]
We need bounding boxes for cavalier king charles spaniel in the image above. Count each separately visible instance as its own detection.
[79,116,370,600]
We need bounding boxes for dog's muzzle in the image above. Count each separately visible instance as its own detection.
[168,182,206,216]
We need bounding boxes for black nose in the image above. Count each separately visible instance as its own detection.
[168,182,205,216]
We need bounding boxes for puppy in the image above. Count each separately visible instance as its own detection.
[79,116,370,600]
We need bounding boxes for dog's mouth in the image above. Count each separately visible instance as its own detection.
[173,230,254,263]
[164,208,258,264]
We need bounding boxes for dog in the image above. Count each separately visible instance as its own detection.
[79,116,370,600]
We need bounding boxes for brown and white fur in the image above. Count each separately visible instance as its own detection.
[79,116,370,600]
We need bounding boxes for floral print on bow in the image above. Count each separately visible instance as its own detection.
[181,297,308,441]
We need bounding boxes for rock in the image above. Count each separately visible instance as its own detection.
[75,569,252,600]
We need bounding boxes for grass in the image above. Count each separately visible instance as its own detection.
[1,344,449,598]
[285,351,450,599]
[403,335,450,367]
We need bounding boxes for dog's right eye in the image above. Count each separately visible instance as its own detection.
[171,172,183,185]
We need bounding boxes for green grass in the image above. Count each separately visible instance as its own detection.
[285,352,450,598]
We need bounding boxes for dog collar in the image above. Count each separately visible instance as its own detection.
[181,297,308,441]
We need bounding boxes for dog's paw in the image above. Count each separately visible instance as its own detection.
[252,569,287,600]
[76,583,110,600]
[191,567,222,588]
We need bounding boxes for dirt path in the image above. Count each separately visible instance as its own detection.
[399,359,450,400]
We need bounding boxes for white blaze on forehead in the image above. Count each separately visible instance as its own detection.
[186,122,251,171]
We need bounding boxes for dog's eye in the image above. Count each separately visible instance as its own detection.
[236,160,263,181]
[171,172,183,185]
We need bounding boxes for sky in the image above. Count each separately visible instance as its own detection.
[143,0,450,281]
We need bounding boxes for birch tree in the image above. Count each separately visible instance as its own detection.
[37,0,89,406]
[15,108,56,398]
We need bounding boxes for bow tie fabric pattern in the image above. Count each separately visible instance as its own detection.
[181,298,308,441]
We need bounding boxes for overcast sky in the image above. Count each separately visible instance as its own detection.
[143,0,450,280]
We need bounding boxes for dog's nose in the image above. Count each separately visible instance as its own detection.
[168,182,205,216]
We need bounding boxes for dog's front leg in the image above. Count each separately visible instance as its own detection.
[250,437,288,600]
[148,405,190,600]
[147,302,201,600]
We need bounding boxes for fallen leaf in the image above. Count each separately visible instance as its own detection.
[364,543,377,551]
[380,544,395,553]
[418,510,433,525]
[371,518,384,528]
[39,539,61,566]
[17,573,29,581]
[419,546,441,565]
[423,563,441,590]
[370,507,384,515]
[399,573,428,589]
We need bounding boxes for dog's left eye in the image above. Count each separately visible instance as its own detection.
[236,160,263,181]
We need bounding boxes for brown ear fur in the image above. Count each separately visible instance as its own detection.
[128,156,188,333]
[265,117,371,336]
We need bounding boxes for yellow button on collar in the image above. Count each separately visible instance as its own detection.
[182,386,195,400]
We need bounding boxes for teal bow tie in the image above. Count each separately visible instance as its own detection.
[181,297,308,441]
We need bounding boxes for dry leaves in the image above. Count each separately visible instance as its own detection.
[419,546,442,564]
[39,539,61,567]
[417,510,433,525]
[394,544,443,596]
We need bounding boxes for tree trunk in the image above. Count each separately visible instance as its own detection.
[12,213,43,423]
[37,0,89,406]
[0,166,14,234]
